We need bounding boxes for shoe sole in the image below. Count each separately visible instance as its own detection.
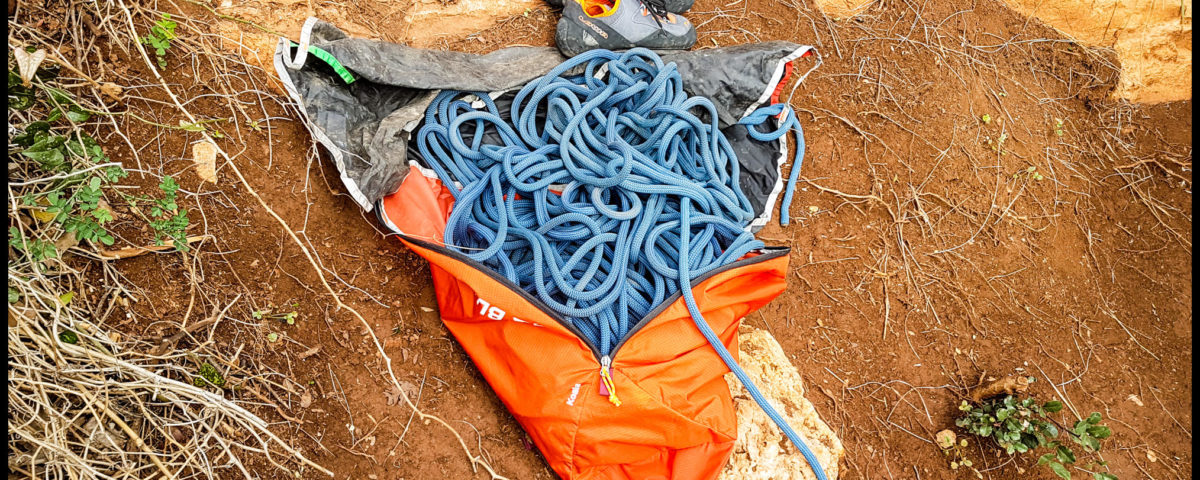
[556,15,697,57]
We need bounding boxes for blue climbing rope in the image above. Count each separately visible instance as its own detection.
[739,103,806,226]
[678,199,827,480]
[415,48,825,480]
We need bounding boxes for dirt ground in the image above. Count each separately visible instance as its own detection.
[20,0,1191,478]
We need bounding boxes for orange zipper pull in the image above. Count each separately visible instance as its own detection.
[599,356,621,406]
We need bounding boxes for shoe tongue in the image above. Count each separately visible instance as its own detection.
[582,0,615,16]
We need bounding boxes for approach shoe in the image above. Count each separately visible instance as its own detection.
[546,0,694,14]
[555,0,697,58]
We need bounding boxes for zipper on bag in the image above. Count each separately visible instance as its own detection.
[598,355,621,406]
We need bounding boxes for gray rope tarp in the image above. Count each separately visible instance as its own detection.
[274,18,816,229]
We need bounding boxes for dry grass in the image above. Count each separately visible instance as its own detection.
[8,283,329,478]
[8,0,508,477]
[7,1,329,474]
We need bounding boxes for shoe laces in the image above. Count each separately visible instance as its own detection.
[641,0,671,22]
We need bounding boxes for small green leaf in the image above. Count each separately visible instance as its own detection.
[267,332,279,343]
[22,148,66,171]
[59,292,75,305]
[1048,461,1071,479]
[1043,400,1064,413]
[1092,473,1117,480]
[92,208,113,224]
[104,166,127,182]
[1087,425,1112,439]
[47,86,74,106]
[10,91,35,110]
[178,122,206,132]
[8,288,20,304]
[59,330,79,344]
[1022,434,1040,449]
[159,175,179,193]
[66,105,91,123]
[1056,445,1076,464]
[1086,412,1102,424]
[196,362,225,387]
[12,121,51,146]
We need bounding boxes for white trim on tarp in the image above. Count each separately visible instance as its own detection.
[742,46,818,231]
[281,17,320,70]
[747,113,790,231]
[273,19,375,211]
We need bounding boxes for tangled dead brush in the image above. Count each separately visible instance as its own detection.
[8,0,507,476]
[7,1,328,477]
[8,278,330,479]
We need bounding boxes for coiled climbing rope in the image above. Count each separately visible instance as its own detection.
[416,48,825,480]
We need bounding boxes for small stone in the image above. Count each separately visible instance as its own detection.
[935,429,956,449]
[191,141,218,183]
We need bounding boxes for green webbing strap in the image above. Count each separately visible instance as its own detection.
[290,41,356,84]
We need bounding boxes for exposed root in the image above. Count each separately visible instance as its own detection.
[967,375,1032,403]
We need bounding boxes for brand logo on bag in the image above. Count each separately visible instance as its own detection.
[566,383,582,405]
[475,298,543,327]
